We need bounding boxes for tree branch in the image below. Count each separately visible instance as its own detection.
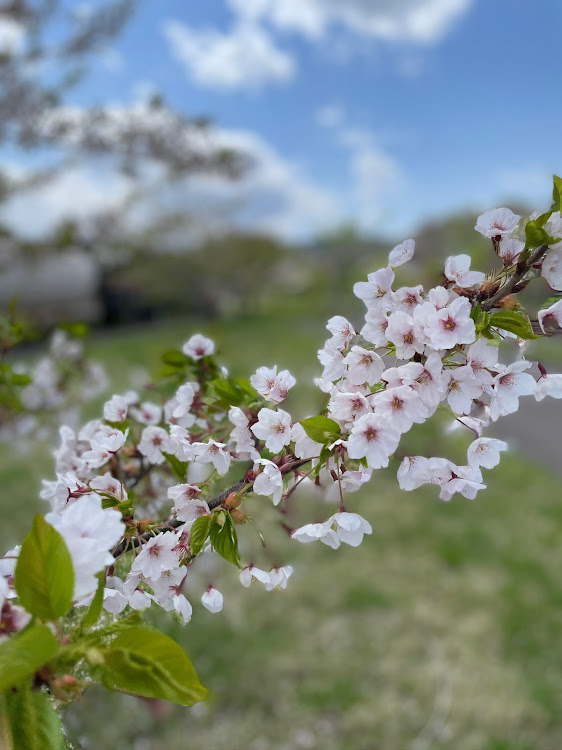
[112,459,311,559]
[480,245,549,311]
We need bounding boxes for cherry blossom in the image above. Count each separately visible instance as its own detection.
[444,254,486,288]
[182,334,215,360]
[253,459,284,505]
[353,266,394,310]
[202,587,223,613]
[475,207,520,238]
[328,511,372,547]
[251,408,292,453]
[291,522,340,549]
[250,365,296,404]
[138,426,171,465]
[490,361,537,420]
[538,298,562,333]
[347,414,400,469]
[344,346,385,386]
[542,248,562,290]
[388,238,415,267]
[467,438,508,470]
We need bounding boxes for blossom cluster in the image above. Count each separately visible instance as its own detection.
[0,329,108,445]
[1,199,562,701]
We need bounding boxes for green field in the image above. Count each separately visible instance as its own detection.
[3,313,562,750]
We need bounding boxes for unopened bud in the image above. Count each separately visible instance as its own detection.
[137,518,155,533]
[224,492,241,510]
[51,675,82,703]
[481,279,501,297]
[230,509,247,525]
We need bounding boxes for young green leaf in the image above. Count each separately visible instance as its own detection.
[300,416,341,445]
[189,514,213,556]
[80,572,105,629]
[98,626,207,706]
[161,349,190,367]
[552,174,562,213]
[489,311,540,340]
[0,623,59,693]
[209,512,240,567]
[162,452,188,482]
[15,515,74,621]
[2,685,64,750]
[524,211,558,249]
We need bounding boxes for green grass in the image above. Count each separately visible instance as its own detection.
[3,313,562,750]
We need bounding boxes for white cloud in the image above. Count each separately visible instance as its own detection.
[162,18,295,92]
[0,124,342,243]
[316,105,345,129]
[0,164,132,239]
[228,0,473,44]
[338,128,403,231]
[0,17,25,55]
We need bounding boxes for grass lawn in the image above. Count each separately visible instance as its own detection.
[2,313,562,750]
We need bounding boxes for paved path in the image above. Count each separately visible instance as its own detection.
[491,395,562,477]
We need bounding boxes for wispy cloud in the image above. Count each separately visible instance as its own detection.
[162,18,295,92]
[228,0,473,44]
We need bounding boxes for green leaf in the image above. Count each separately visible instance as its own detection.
[81,573,105,629]
[58,322,88,339]
[209,512,240,567]
[209,378,245,406]
[162,452,188,482]
[98,626,207,706]
[470,303,491,334]
[15,516,74,621]
[524,211,559,249]
[161,349,190,367]
[300,416,341,445]
[552,175,562,213]
[189,515,213,556]
[1,685,64,750]
[489,311,540,340]
[0,623,59,693]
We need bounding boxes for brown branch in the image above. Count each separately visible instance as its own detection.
[111,458,313,559]
[480,245,549,311]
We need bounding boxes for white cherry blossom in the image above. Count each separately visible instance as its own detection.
[444,254,486,288]
[475,207,520,238]
[344,346,384,386]
[251,408,292,453]
[353,267,394,310]
[192,440,232,475]
[326,316,356,347]
[202,587,223,613]
[138,426,171,465]
[361,308,389,348]
[347,413,400,469]
[538,298,562,332]
[253,459,284,505]
[329,511,372,547]
[182,334,215,360]
[385,311,425,360]
[467,438,508,470]
[239,565,271,587]
[371,385,428,434]
[490,361,537,420]
[291,522,340,549]
[265,566,294,591]
[542,247,562,290]
[388,238,415,267]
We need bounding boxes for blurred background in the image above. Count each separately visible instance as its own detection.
[1,1,562,748]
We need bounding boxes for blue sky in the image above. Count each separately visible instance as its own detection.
[3,0,562,241]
